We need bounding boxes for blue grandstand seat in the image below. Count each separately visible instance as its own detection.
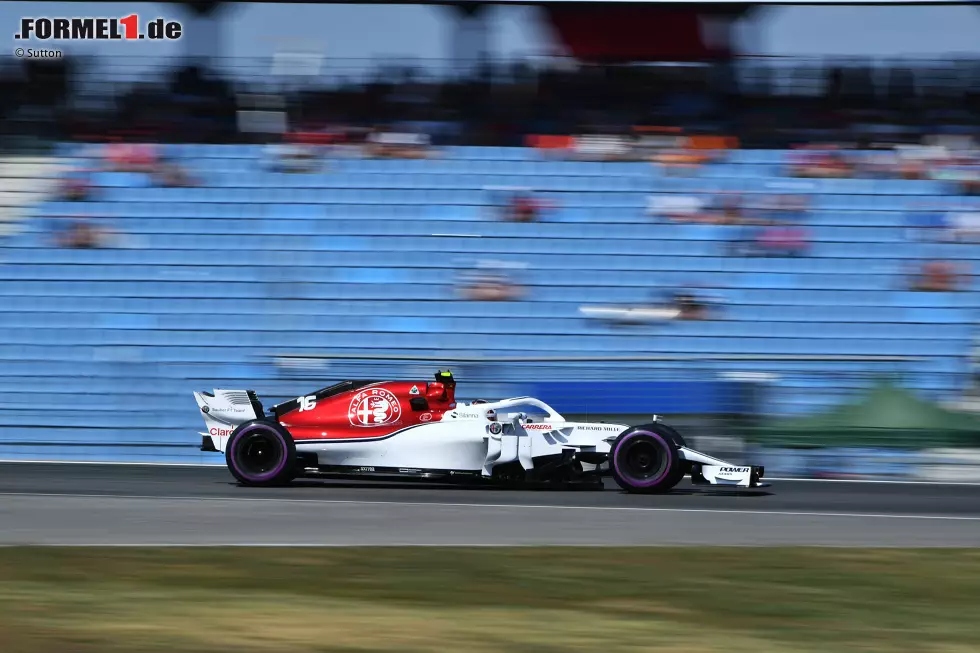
[6,143,980,461]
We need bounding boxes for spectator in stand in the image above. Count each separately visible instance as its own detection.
[928,146,980,194]
[671,290,710,320]
[716,192,746,224]
[911,260,967,292]
[366,128,432,159]
[104,142,158,173]
[152,158,199,188]
[572,134,633,161]
[101,142,200,187]
[948,211,980,242]
[898,155,928,181]
[647,194,707,222]
[457,260,527,301]
[509,189,547,223]
[457,271,523,301]
[651,145,711,175]
[961,171,980,196]
[756,222,810,257]
[651,191,751,225]
[859,146,900,179]
[264,140,322,173]
[579,286,722,324]
[59,174,93,202]
[897,143,948,181]
[51,216,113,249]
[59,220,101,248]
[906,201,980,242]
[459,275,523,301]
[487,187,553,223]
[789,145,853,179]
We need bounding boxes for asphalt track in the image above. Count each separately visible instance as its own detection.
[1,463,980,545]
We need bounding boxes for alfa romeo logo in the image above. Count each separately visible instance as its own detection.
[348,388,401,427]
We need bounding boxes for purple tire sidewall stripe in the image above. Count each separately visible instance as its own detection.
[229,424,289,482]
[612,430,674,488]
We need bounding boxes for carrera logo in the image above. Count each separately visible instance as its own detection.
[419,413,432,422]
[209,426,234,437]
[524,424,554,430]
[719,467,751,474]
[348,387,402,427]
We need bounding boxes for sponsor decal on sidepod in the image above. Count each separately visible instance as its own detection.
[348,388,402,427]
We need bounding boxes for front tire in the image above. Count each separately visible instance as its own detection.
[225,419,297,487]
[609,423,685,494]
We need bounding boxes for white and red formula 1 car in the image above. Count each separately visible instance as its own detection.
[194,370,766,493]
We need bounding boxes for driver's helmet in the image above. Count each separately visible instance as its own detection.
[434,369,456,388]
[427,370,456,403]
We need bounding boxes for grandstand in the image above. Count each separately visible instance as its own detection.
[0,141,976,462]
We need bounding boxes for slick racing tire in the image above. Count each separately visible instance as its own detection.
[609,423,686,494]
[226,419,297,487]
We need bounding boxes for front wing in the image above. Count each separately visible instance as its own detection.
[679,446,767,488]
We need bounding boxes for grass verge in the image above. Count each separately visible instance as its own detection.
[0,547,978,653]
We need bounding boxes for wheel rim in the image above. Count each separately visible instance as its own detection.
[613,431,673,487]
[234,431,284,478]
[622,440,667,480]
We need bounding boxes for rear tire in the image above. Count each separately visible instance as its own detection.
[609,423,685,494]
[225,419,297,487]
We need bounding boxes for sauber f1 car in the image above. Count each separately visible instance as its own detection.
[194,370,766,493]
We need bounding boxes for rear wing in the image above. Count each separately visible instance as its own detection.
[193,389,263,452]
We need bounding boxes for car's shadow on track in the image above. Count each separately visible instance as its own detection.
[224,478,773,498]
[666,487,773,498]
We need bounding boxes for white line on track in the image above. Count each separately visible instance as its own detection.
[766,476,980,486]
[8,543,956,548]
[3,492,980,522]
